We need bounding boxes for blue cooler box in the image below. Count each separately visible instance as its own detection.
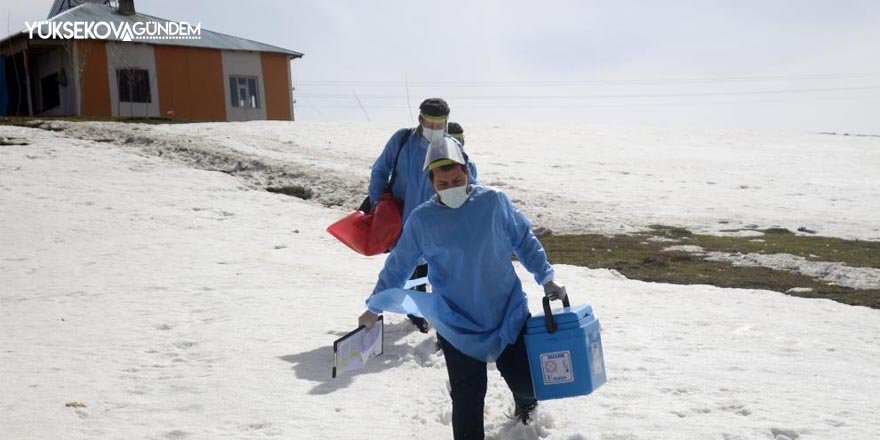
[524,296,606,401]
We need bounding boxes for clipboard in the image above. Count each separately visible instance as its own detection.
[332,315,384,378]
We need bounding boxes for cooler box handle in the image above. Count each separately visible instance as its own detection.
[542,295,572,334]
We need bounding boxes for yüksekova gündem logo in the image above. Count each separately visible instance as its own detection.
[24,20,202,41]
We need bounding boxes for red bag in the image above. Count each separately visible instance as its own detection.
[326,193,403,256]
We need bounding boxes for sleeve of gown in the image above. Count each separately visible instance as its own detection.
[366,214,424,313]
[501,192,555,285]
[368,130,406,205]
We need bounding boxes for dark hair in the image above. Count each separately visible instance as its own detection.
[419,98,450,117]
[428,163,468,182]
[447,122,463,135]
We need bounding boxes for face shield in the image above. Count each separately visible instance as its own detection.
[420,114,448,144]
[425,138,470,208]
[424,137,467,171]
[447,122,464,145]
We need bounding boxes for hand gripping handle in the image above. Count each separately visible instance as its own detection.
[542,294,571,334]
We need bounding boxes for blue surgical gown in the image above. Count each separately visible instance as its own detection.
[366,185,554,362]
[369,129,478,223]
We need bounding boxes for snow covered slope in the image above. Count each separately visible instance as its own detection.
[39,120,880,240]
[1,123,878,439]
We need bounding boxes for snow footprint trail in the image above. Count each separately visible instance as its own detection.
[382,329,557,440]
[324,318,563,439]
[484,387,558,440]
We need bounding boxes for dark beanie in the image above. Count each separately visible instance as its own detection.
[419,98,450,117]
[447,122,463,135]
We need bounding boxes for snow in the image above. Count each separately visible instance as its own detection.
[32,120,880,240]
[704,252,880,290]
[659,246,880,290]
[661,245,706,253]
[646,236,679,243]
[2,122,880,439]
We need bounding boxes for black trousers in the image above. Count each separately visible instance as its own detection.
[406,265,430,331]
[410,264,428,292]
[437,327,536,440]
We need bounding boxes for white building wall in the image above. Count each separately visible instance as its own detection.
[287,59,294,121]
[31,44,76,117]
[105,42,159,118]
[221,51,267,122]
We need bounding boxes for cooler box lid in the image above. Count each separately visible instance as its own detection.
[526,303,593,331]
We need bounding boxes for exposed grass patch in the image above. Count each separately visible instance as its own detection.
[542,225,880,309]
[266,185,313,200]
[0,137,29,146]
[0,118,66,131]
[117,117,192,125]
[0,116,192,128]
[644,225,880,268]
[648,224,693,238]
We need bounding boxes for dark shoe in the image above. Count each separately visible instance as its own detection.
[407,314,429,333]
[512,401,538,426]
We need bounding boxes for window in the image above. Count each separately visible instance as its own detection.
[40,73,61,111]
[117,68,151,103]
[229,76,260,108]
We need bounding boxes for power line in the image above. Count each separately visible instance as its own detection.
[404,74,413,123]
[296,85,880,101]
[294,72,880,87]
[298,93,880,109]
[350,87,371,122]
[297,97,327,121]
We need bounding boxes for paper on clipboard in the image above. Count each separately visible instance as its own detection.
[332,316,384,378]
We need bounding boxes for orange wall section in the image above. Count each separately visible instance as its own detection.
[154,45,226,121]
[77,40,111,117]
[260,53,292,121]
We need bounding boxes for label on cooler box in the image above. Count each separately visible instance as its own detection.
[591,342,604,375]
[540,350,574,385]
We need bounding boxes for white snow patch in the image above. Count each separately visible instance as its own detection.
[662,245,706,253]
[647,236,679,243]
[715,229,767,238]
[705,252,880,290]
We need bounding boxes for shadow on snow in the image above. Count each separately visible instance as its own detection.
[278,320,436,395]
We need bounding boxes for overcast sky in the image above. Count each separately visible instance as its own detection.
[4,1,880,132]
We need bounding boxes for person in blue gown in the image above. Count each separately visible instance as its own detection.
[367,98,476,333]
[360,138,567,439]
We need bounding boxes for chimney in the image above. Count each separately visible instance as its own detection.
[117,0,136,15]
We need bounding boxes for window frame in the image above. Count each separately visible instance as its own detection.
[116,68,152,104]
[229,75,261,109]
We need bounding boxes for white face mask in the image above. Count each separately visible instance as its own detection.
[438,185,469,209]
[422,126,446,144]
